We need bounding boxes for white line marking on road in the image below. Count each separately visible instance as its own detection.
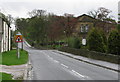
[54,60,59,63]
[50,57,53,60]
[71,70,85,78]
[61,64,69,68]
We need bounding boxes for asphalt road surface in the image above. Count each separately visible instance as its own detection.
[22,42,118,80]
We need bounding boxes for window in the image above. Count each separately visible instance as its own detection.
[80,24,89,33]
[85,24,89,32]
[81,26,83,32]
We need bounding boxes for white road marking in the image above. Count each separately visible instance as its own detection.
[71,70,85,78]
[54,60,59,63]
[61,64,69,68]
[49,57,53,60]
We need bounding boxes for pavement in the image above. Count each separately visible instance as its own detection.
[53,50,119,72]
[0,64,27,80]
[0,56,33,80]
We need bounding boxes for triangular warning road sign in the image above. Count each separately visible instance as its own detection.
[16,37,21,42]
[15,35,23,42]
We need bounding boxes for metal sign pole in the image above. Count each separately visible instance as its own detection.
[17,43,20,59]
[15,34,23,59]
[22,41,23,50]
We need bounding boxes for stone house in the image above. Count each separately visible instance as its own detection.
[0,17,11,53]
[73,14,116,45]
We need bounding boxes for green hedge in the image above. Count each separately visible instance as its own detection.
[58,47,119,64]
[68,37,81,49]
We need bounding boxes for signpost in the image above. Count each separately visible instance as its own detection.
[15,34,23,59]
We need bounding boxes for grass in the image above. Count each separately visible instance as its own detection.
[0,49,28,66]
[0,72,13,80]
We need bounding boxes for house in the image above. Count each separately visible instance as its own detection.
[0,17,11,53]
[73,14,116,45]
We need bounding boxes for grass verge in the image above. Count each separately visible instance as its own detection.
[0,72,13,80]
[0,49,28,66]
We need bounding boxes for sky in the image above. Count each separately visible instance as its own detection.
[0,0,119,30]
[0,0,119,19]
[118,1,120,13]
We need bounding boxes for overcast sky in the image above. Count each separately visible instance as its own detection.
[0,0,119,21]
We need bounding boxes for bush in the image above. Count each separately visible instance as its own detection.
[108,29,120,55]
[68,37,81,49]
[117,24,120,31]
[99,28,107,52]
[87,28,106,53]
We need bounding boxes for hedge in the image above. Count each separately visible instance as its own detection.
[58,47,119,64]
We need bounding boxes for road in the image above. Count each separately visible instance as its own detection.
[22,42,118,80]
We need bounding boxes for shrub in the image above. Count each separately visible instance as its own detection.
[68,37,81,49]
[117,24,120,31]
[87,28,106,53]
[99,28,107,52]
[108,29,120,55]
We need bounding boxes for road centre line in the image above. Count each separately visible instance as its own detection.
[71,70,85,78]
[54,60,59,63]
[47,55,50,57]
[61,63,69,68]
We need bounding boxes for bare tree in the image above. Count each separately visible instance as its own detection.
[97,7,112,20]
[88,10,99,19]
[28,9,46,18]
[88,7,113,21]
[7,14,14,24]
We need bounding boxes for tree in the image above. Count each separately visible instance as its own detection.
[88,7,115,23]
[87,28,106,53]
[63,13,75,37]
[15,9,77,47]
[7,14,14,25]
[28,9,46,18]
[88,10,99,19]
[47,15,65,41]
[108,29,120,55]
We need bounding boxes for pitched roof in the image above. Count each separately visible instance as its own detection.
[76,14,97,22]
[76,14,116,25]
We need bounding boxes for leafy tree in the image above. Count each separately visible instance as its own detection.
[87,28,105,53]
[15,9,76,47]
[63,13,75,37]
[108,29,120,55]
